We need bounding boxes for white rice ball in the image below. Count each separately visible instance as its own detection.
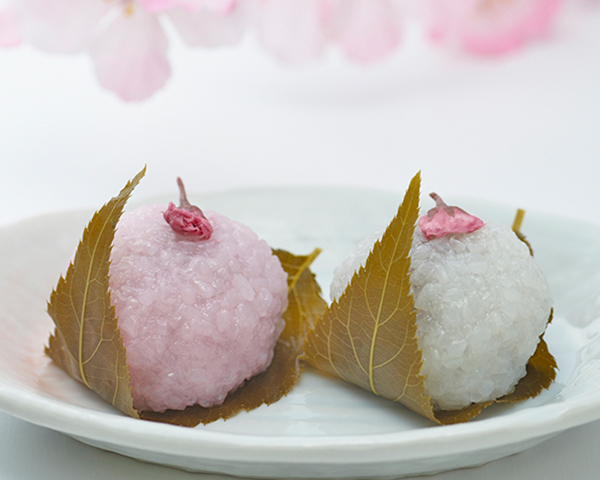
[330,222,552,411]
[109,204,288,413]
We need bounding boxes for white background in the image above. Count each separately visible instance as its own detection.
[1,1,600,479]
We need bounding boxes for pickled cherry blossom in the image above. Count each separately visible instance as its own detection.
[163,178,213,239]
[418,193,485,240]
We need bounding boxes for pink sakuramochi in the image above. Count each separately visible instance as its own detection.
[108,179,288,412]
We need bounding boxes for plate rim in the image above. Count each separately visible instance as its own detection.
[1,187,600,474]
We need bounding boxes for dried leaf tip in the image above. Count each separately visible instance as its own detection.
[163,177,213,239]
[512,208,526,232]
[418,192,485,240]
[512,209,534,256]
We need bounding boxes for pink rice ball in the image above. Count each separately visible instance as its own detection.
[108,204,288,413]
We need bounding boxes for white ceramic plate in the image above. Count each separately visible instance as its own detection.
[1,187,600,479]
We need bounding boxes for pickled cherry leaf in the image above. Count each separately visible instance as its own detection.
[304,172,437,422]
[46,168,146,419]
[304,172,556,425]
[512,208,534,256]
[140,248,327,426]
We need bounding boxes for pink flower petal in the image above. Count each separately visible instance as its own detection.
[163,178,213,239]
[139,0,239,14]
[256,0,404,63]
[167,3,249,47]
[418,193,485,240]
[89,7,171,102]
[202,0,240,14]
[427,0,565,55]
[426,0,479,44]
[15,0,111,53]
[463,0,565,55]
[256,0,330,62]
[163,202,214,239]
[334,0,403,63]
[0,8,21,47]
[138,0,181,13]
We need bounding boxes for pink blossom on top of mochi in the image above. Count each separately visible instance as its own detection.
[426,0,565,55]
[163,177,213,239]
[255,0,404,63]
[163,203,213,238]
[13,0,250,101]
[418,192,485,240]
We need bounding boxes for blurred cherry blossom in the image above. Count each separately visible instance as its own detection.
[255,0,405,63]
[14,0,250,101]
[426,0,565,55]
[3,0,584,101]
[0,0,20,47]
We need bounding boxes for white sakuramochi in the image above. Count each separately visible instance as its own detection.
[330,193,552,411]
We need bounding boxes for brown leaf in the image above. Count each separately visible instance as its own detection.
[304,172,556,425]
[304,172,437,422]
[512,208,534,256]
[46,168,146,418]
[140,248,327,426]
